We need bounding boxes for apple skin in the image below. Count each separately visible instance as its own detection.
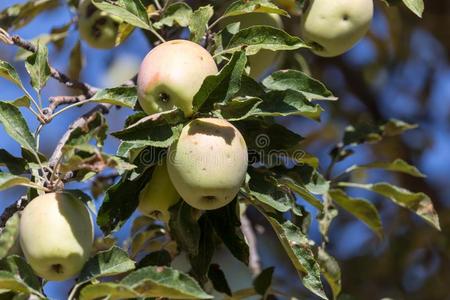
[167,118,248,210]
[138,159,180,222]
[223,13,284,79]
[300,0,373,57]
[137,40,218,117]
[78,0,121,49]
[19,192,94,281]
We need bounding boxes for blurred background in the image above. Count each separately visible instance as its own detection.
[0,0,449,299]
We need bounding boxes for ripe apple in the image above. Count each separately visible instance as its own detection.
[138,159,180,222]
[137,40,218,117]
[222,13,284,79]
[20,192,94,281]
[167,118,248,210]
[300,0,373,57]
[78,0,121,49]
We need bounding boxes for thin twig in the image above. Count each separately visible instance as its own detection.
[46,95,88,115]
[240,214,262,276]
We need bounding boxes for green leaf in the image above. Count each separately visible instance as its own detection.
[193,51,247,112]
[222,26,308,56]
[328,189,383,239]
[346,159,425,178]
[0,149,27,175]
[138,250,172,268]
[253,267,274,295]
[402,0,424,17]
[169,201,201,256]
[92,0,150,30]
[188,216,215,283]
[0,173,43,191]
[111,109,185,148]
[340,182,440,230]
[80,282,138,300]
[154,2,193,29]
[208,264,232,296]
[206,200,249,265]
[223,0,289,17]
[0,256,43,297]
[259,212,326,299]
[0,101,36,154]
[0,214,19,259]
[317,248,341,300]
[97,168,153,234]
[0,61,23,88]
[8,95,31,108]
[68,41,83,80]
[0,0,59,30]
[262,70,337,101]
[189,5,213,43]
[25,41,51,93]
[120,266,213,298]
[90,86,138,109]
[78,246,135,284]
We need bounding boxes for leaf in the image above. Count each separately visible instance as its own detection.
[193,51,247,112]
[328,189,383,239]
[318,193,338,241]
[0,61,23,88]
[120,266,213,298]
[0,256,43,297]
[0,101,36,154]
[97,168,153,234]
[154,2,193,29]
[317,248,341,300]
[25,41,51,93]
[0,173,43,191]
[222,26,308,56]
[402,0,424,17]
[78,246,135,284]
[8,95,31,108]
[90,86,138,109]
[223,0,289,18]
[340,182,440,230]
[80,282,138,300]
[189,5,213,43]
[0,149,27,175]
[259,212,326,299]
[206,200,249,265]
[92,0,151,30]
[111,109,185,148]
[138,250,172,268]
[208,264,232,296]
[0,213,19,259]
[68,41,83,80]
[262,70,337,101]
[188,216,215,283]
[253,267,274,295]
[169,201,201,256]
[346,159,425,178]
[0,0,59,30]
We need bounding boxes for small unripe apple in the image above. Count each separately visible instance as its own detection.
[137,40,218,117]
[78,0,121,49]
[300,0,373,57]
[223,13,284,79]
[138,159,180,222]
[167,118,248,210]
[20,192,94,281]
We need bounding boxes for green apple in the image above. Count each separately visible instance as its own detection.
[138,159,180,222]
[223,13,284,79]
[137,40,218,117]
[300,0,373,57]
[20,192,94,281]
[167,118,248,210]
[78,0,121,49]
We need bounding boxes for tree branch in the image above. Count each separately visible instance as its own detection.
[240,214,262,276]
[0,196,28,228]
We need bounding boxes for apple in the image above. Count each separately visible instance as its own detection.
[78,0,121,49]
[137,40,218,117]
[300,0,373,57]
[138,159,180,222]
[20,192,94,281]
[167,118,248,210]
[222,13,284,79]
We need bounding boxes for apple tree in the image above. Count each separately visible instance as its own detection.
[0,0,440,299]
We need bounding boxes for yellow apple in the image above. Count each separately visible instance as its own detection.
[167,118,248,210]
[138,159,180,222]
[78,0,121,49]
[222,13,284,79]
[300,0,373,57]
[137,40,218,117]
[20,192,94,281]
